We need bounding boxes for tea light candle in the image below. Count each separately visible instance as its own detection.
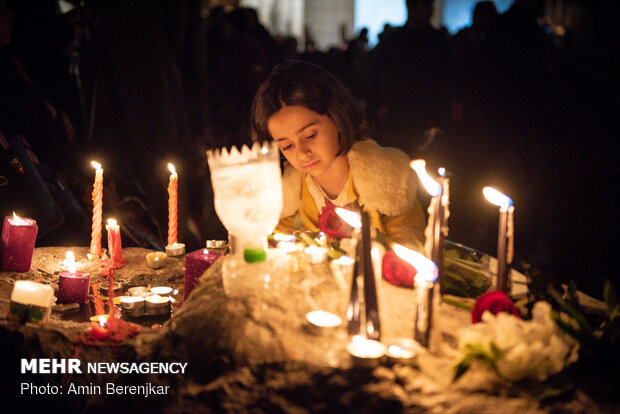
[0,213,38,272]
[145,294,170,315]
[150,286,173,295]
[184,249,222,301]
[57,251,91,304]
[304,244,329,264]
[120,296,145,317]
[165,242,185,257]
[146,252,167,269]
[305,310,342,335]
[385,338,420,365]
[128,286,152,297]
[90,315,109,340]
[346,335,387,369]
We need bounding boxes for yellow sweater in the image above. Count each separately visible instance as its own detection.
[277,139,426,247]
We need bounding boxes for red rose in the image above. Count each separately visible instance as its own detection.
[471,290,521,323]
[382,251,417,288]
[318,203,354,241]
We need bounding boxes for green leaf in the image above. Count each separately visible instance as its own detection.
[548,287,594,336]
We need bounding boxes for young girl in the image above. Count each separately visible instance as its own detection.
[251,60,425,246]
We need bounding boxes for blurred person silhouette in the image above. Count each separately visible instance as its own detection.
[368,0,452,157]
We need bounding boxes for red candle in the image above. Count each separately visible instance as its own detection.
[90,161,103,259]
[106,218,123,262]
[0,213,38,272]
[184,249,221,301]
[167,163,178,246]
[90,315,109,340]
[57,252,91,304]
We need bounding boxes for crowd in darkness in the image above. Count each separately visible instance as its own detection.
[0,0,616,296]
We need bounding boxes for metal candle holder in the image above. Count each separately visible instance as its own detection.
[346,211,381,341]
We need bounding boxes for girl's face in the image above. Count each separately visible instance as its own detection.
[268,105,343,178]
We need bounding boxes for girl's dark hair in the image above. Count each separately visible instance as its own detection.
[251,60,362,156]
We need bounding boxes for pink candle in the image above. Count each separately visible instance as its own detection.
[0,213,38,272]
[184,249,222,301]
[106,219,123,262]
[57,252,91,304]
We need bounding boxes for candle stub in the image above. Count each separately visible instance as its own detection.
[145,294,171,315]
[150,286,173,295]
[165,242,185,257]
[120,296,146,318]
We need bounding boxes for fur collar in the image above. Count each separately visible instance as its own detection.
[280,139,418,218]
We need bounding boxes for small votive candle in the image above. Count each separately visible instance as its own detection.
[150,286,172,295]
[184,249,222,301]
[90,315,109,340]
[128,286,152,297]
[165,242,185,257]
[279,241,306,272]
[0,214,38,272]
[304,245,329,264]
[145,294,170,315]
[120,296,145,317]
[329,256,355,290]
[57,251,90,304]
[146,252,167,269]
[385,338,420,365]
[305,310,342,335]
[346,335,387,369]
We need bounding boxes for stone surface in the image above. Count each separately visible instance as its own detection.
[1,248,616,413]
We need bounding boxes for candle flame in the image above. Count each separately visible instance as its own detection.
[91,161,102,170]
[65,251,76,274]
[438,167,446,177]
[273,233,296,242]
[392,244,438,282]
[410,160,442,197]
[168,163,176,175]
[203,249,209,255]
[10,211,31,225]
[107,218,117,227]
[483,186,513,210]
[98,315,107,327]
[335,208,361,229]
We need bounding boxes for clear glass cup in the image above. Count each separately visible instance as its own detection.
[207,142,283,260]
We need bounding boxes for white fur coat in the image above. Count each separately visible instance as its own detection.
[280,139,418,218]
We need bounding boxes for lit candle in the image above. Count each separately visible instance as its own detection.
[393,244,439,349]
[346,335,387,368]
[120,296,145,318]
[89,161,103,259]
[145,251,167,269]
[385,339,419,365]
[91,315,109,340]
[144,294,171,315]
[106,218,123,263]
[410,160,447,293]
[57,251,91,304]
[0,213,38,272]
[305,310,342,335]
[167,163,178,246]
[483,187,515,293]
[184,248,222,301]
